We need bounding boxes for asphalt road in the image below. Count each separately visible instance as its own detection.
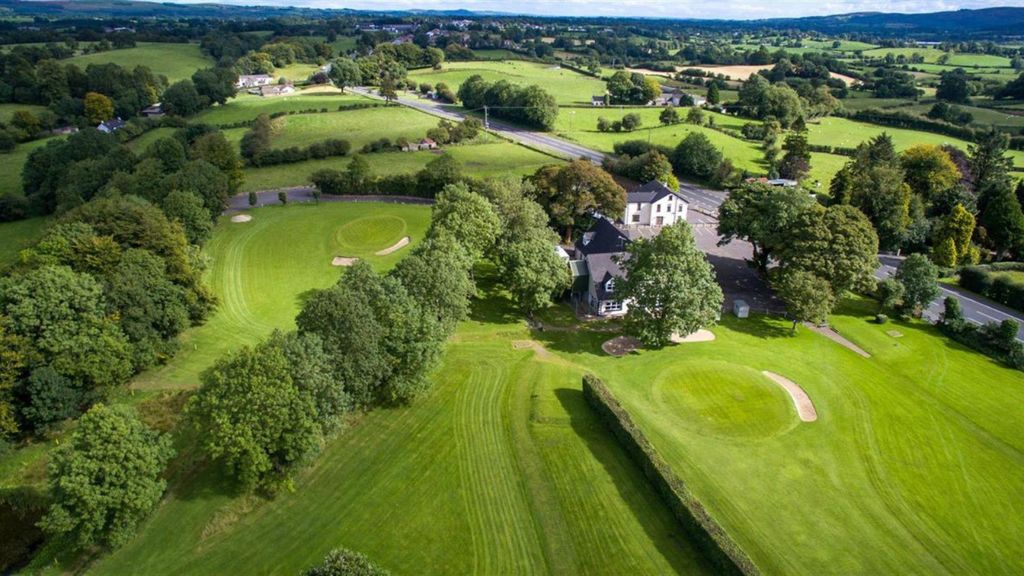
[877,255,1024,341]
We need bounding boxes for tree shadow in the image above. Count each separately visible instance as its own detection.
[720,313,794,339]
[553,387,716,575]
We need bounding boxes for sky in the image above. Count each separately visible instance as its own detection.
[172,0,1024,20]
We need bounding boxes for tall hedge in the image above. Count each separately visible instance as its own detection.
[581,374,760,576]
[959,263,1024,312]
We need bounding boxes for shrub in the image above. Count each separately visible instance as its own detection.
[303,548,390,576]
[875,314,889,324]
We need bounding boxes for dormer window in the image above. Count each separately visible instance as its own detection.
[582,232,594,246]
[605,278,615,293]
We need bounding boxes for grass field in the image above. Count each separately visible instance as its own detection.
[806,117,1024,169]
[552,107,765,174]
[535,298,1024,575]
[192,91,368,125]
[0,216,48,267]
[131,202,431,390]
[0,103,48,123]
[74,213,713,575]
[65,42,212,82]
[407,61,607,106]
[240,143,560,192]
[260,106,440,150]
[0,136,59,197]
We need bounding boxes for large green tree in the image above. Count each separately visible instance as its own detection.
[773,269,835,332]
[616,221,723,347]
[428,182,500,261]
[894,254,940,316]
[530,160,626,242]
[672,132,723,181]
[777,204,879,298]
[188,341,320,492]
[40,404,173,551]
[304,548,390,576]
[717,182,815,275]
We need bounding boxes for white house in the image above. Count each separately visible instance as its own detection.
[97,117,125,133]
[623,181,689,227]
[236,74,273,89]
[259,83,295,97]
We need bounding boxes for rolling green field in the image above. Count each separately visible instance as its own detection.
[65,42,213,82]
[132,202,431,390]
[239,143,561,192]
[0,216,48,267]
[79,208,713,576]
[192,91,368,125]
[0,136,59,197]
[536,298,1024,575]
[552,107,765,174]
[806,117,1024,169]
[0,103,48,123]
[259,106,440,150]
[407,61,607,106]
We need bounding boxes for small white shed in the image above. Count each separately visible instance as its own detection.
[733,299,750,318]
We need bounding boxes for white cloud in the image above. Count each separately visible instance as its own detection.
[174,0,1024,19]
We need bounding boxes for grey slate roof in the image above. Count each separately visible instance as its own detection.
[626,181,690,205]
[587,252,628,300]
[575,217,629,256]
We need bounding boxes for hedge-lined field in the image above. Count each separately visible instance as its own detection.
[239,142,561,192]
[0,216,49,267]
[192,91,371,125]
[65,42,213,82]
[407,61,607,105]
[536,298,1024,575]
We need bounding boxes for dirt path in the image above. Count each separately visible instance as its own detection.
[331,256,358,267]
[375,236,410,256]
[805,324,871,358]
[670,329,716,343]
[762,371,818,422]
[601,336,642,356]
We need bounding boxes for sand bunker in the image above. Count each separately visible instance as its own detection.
[602,336,642,357]
[331,256,358,267]
[375,236,410,256]
[670,329,716,344]
[230,214,252,223]
[762,371,817,422]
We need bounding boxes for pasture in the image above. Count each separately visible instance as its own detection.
[806,117,1024,169]
[192,91,369,125]
[0,136,59,197]
[407,61,607,106]
[536,297,1024,575]
[0,216,48,267]
[82,224,713,575]
[239,142,560,192]
[65,42,213,82]
[131,202,432,390]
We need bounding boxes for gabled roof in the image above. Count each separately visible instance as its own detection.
[627,181,689,205]
[587,252,628,300]
[575,216,629,256]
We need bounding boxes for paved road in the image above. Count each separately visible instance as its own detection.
[877,255,1024,341]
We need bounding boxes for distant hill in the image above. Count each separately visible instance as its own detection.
[0,0,1022,38]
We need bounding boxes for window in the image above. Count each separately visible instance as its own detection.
[605,278,615,293]
[631,213,640,223]
[656,204,661,213]
[603,300,623,313]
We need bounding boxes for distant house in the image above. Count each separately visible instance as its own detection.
[259,83,295,97]
[236,74,273,89]
[623,181,689,227]
[656,88,705,107]
[140,103,164,117]
[745,177,799,188]
[51,125,78,136]
[97,117,125,133]
[417,138,438,150]
[591,95,607,106]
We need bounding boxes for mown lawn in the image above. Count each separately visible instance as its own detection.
[0,136,59,197]
[263,106,440,150]
[536,298,1024,575]
[65,42,213,82]
[71,218,713,575]
[131,202,432,390]
[407,60,607,106]
[240,143,561,192]
[0,103,48,123]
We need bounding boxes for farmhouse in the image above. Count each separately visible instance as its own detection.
[140,103,164,117]
[236,74,273,88]
[591,95,607,106]
[97,117,125,133]
[259,83,296,97]
[571,216,632,316]
[623,180,689,226]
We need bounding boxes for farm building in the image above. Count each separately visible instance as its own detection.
[236,74,273,88]
[591,95,607,106]
[141,103,164,117]
[97,117,125,133]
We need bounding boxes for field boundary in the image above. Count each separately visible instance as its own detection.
[581,374,760,576]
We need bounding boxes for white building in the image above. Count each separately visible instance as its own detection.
[623,181,689,227]
[236,74,273,89]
